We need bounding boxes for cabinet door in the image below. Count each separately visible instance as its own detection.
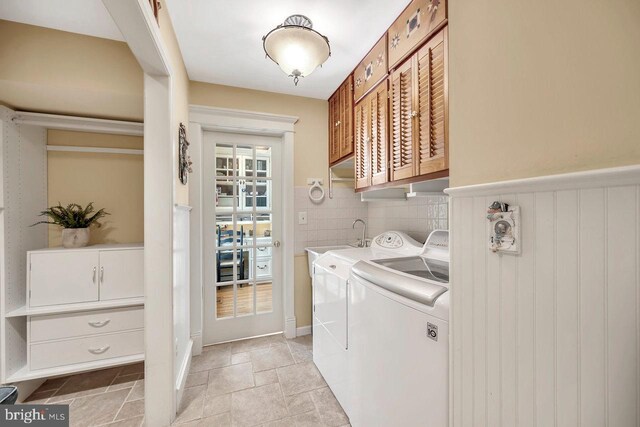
[416,27,448,176]
[328,94,341,164]
[354,99,371,189]
[29,251,99,307]
[339,75,354,159]
[389,59,416,181]
[370,81,389,186]
[99,249,144,301]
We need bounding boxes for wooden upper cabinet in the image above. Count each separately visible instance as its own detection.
[388,0,447,69]
[354,97,370,189]
[354,35,388,103]
[389,58,415,182]
[328,75,354,165]
[416,27,448,176]
[370,82,389,186]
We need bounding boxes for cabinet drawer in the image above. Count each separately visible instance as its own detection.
[30,307,144,343]
[30,329,144,371]
[255,246,272,257]
[255,259,272,278]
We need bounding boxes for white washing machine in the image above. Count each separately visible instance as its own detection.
[348,230,450,427]
[310,231,427,418]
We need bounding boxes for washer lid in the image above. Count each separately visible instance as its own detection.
[351,260,448,307]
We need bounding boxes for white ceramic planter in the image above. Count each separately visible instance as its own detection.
[61,228,90,248]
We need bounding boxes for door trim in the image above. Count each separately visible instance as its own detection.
[189,105,299,351]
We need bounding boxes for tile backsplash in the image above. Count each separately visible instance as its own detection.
[294,187,448,254]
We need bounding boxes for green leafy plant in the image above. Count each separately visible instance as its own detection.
[32,203,110,229]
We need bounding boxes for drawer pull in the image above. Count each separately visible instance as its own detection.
[92,267,97,284]
[88,346,110,354]
[100,266,104,283]
[258,247,267,252]
[88,320,111,328]
[257,265,268,270]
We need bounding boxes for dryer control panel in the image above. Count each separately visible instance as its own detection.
[371,231,423,250]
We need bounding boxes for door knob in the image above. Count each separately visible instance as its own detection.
[273,240,281,248]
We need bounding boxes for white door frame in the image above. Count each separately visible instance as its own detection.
[103,1,177,425]
[189,105,299,352]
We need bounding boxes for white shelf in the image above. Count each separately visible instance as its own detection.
[27,243,143,254]
[6,297,145,318]
[6,353,144,383]
[47,145,143,155]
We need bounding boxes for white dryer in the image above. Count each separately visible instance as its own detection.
[311,231,425,417]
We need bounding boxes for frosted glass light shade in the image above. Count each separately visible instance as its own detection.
[263,16,330,85]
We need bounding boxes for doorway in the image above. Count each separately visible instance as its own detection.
[203,132,283,344]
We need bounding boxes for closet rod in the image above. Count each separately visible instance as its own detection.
[46,145,143,155]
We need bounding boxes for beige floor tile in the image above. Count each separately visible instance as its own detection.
[203,393,231,417]
[186,371,209,388]
[126,380,145,402]
[231,334,284,354]
[309,387,349,426]
[261,418,296,427]
[250,344,295,372]
[284,391,315,416]
[103,415,144,427]
[191,346,232,372]
[230,383,288,426]
[286,335,312,353]
[176,412,231,427]
[108,374,141,392]
[231,352,251,365]
[174,385,206,425]
[254,369,278,387]
[207,363,254,397]
[24,389,57,403]
[290,350,313,364]
[116,399,145,421]
[276,362,326,397]
[53,368,121,402]
[39,376,71,392]
[292,410,324,427]
[69,388,129,427]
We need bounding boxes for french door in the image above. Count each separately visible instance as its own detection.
[203,132,283,344]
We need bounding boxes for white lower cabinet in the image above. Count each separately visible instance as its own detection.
[24,244,144,376]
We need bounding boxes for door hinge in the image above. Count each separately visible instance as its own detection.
[313,304,315,312]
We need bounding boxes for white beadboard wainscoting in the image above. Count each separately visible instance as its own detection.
[447,166,640,427]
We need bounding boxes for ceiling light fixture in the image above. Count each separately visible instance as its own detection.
[262,15,331,86]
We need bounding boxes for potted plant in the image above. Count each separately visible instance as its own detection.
[32,203,110,248]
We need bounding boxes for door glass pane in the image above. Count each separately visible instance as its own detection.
[255,213,272,238]
[236,283,255,316]
[256,281,273,313]
[256,179,271,210]
[216,249,238,283]
[236,145,254,178]
[215,144,236,177]
[256,146,271,178]
[216,284,234,319]
[215,179,237,210]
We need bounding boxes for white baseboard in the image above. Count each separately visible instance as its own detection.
[296,325,312,336]
[175,339,193,409]
[284,316,297,339]
[191,332,202,356]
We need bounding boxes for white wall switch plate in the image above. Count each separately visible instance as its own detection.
[298,211,308,225]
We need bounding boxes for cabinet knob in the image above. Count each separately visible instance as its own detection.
[273,240,281,248]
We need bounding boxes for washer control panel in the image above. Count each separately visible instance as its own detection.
[374,232,404,249]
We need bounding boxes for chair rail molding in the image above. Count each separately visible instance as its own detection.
[445,165,640,427]
[189,106,300,342]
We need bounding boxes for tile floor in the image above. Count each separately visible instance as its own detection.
[24,333,350,427]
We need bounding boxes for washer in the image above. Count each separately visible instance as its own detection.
[348,230,450,427]
[310,231,426,417]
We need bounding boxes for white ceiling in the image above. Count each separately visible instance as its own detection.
[0,0,124,41]
[0,0,412,100]
[165,0,411,99]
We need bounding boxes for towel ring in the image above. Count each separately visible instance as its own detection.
[308,180,325,203]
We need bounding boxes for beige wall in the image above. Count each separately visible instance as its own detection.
[157,5,191,205]
[448,0,640,187]
[47,130,144,247]
[190,82,329,327]
[0,20,143,121]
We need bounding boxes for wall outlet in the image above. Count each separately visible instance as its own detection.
[298,211,308,225]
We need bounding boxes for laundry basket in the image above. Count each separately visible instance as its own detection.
[0,386,18,405]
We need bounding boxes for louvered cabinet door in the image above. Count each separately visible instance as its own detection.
[370,81,389,186]
[354,100,371,189]
[416,27,448,176]
[339,76,354,159]
[389,59,416,181]
[328,94,341,164]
